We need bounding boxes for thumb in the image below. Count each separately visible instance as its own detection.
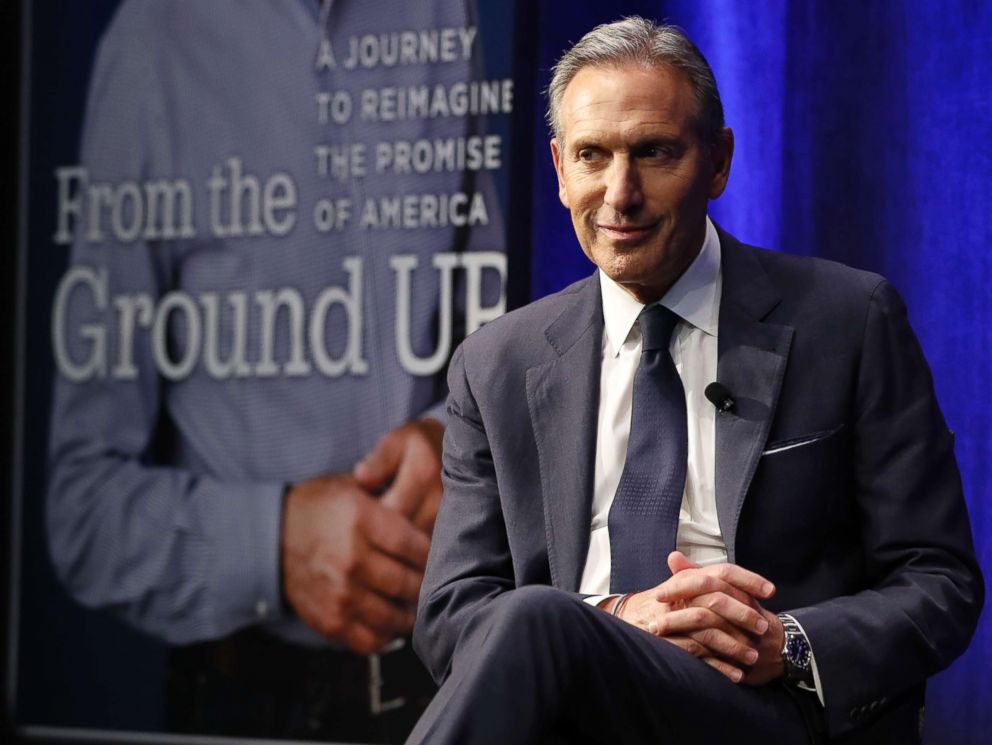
[353,432,404,493]
[667,550,699,575]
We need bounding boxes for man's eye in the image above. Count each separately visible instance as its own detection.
[577,148,601,162]
[644,146,672,159]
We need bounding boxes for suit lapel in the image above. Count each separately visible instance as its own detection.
[715,232,794,562]
[526,275,602,591]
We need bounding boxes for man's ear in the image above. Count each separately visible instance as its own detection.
[550,138,570,208]
[708,127,734,199]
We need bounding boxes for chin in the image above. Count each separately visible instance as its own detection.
[602,255,661,283]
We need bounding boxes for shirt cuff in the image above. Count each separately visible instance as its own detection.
[208,479,286,631]
[584,594,619,609]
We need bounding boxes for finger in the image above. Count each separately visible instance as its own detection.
[664,634,745,682]
[652,606,758,646]
[411,484,442,534]
[380,432,442,518]
[654,608,758,661]
[663,634,711,657]
[354,430,405,493]
[702,656,744,683]
[365,502,431,567]
[657,564,775,603]
[708,563,776,599]
[686,626,760,666]
[656,572,754,608]
[357,547,425,603]
[342,621,395,656]
[652,605,727,636]
[381,449,439,518]
[346,584,417,636]
[667,550,699,575]
[690,591,769,635]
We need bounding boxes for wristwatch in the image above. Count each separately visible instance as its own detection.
[778,613,814,688]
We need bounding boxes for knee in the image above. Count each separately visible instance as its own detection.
[486,585,586,642]
[451,586,594,674]
[496,584,579,615]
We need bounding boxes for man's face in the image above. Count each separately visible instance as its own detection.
[551,64,733,303]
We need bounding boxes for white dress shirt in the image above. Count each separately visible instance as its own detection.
[580,217,724,596]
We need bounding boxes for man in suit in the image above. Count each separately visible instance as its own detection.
[407,17,983,745]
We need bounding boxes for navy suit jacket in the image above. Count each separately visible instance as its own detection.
[414,229,983,741]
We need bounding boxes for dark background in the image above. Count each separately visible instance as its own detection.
[3,0,24,738]
[10,1,169,733]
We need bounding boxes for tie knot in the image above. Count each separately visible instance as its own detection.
[638,304,680,351]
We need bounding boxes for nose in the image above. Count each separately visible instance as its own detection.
[604,156,643,214]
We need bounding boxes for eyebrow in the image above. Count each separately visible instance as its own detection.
[569,134,685,153]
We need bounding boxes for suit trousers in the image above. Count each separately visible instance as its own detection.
[407,586,817,745]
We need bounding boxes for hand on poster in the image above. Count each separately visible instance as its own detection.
[281,467,431,654]
[354,417,445,534]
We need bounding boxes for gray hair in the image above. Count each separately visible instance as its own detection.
[546,17,725,149]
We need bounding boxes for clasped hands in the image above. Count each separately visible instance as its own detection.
[281,418,444,653]
[606,551,785,685]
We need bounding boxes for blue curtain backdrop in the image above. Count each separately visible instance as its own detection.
[529,2,990,744]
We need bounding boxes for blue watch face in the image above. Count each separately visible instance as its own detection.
[786,635,811,669]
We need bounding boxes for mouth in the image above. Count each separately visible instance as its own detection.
[596,221,659,244]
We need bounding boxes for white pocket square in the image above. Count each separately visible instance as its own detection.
[762,424,844,456]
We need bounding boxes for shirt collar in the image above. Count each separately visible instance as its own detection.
[599,216,722,358]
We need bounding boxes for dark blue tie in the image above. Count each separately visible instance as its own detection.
[608,304,687,593]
